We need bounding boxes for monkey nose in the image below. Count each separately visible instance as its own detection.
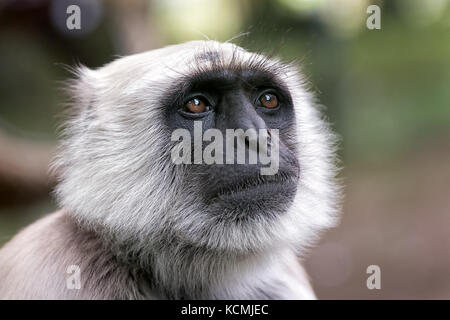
[229,104,267,132]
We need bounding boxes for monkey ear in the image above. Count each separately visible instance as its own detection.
[64,64,98,114]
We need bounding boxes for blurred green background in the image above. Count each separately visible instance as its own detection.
[0,0,449,299]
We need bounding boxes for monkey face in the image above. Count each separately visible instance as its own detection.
[165,63,301,223]
[55,41,340,254]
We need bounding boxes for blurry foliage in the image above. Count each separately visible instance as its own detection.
[0,0,449,299]
[0,33,60,137]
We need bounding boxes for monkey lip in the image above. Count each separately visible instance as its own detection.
[216,181,288,200]
[209,173,297,202]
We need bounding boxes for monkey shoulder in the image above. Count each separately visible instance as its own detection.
[0,211,150,299]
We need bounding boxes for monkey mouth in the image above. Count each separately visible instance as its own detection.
[208,171,297,202]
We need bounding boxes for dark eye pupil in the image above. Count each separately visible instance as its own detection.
[193,98,201,106]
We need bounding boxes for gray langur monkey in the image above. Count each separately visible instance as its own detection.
[0,41,341,299]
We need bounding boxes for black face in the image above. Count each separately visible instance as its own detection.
[164,61,300,222]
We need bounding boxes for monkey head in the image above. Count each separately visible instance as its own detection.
[54,41,340,257]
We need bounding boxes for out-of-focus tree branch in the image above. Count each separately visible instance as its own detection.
[0,129,56,207]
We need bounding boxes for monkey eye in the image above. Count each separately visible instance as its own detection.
[183,96,212,114]
[259,92,279,109]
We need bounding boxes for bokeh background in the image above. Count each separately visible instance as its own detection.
[0,0,449,299]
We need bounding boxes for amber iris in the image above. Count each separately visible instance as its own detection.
[260,93,279,109]
[184,97,208,113]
